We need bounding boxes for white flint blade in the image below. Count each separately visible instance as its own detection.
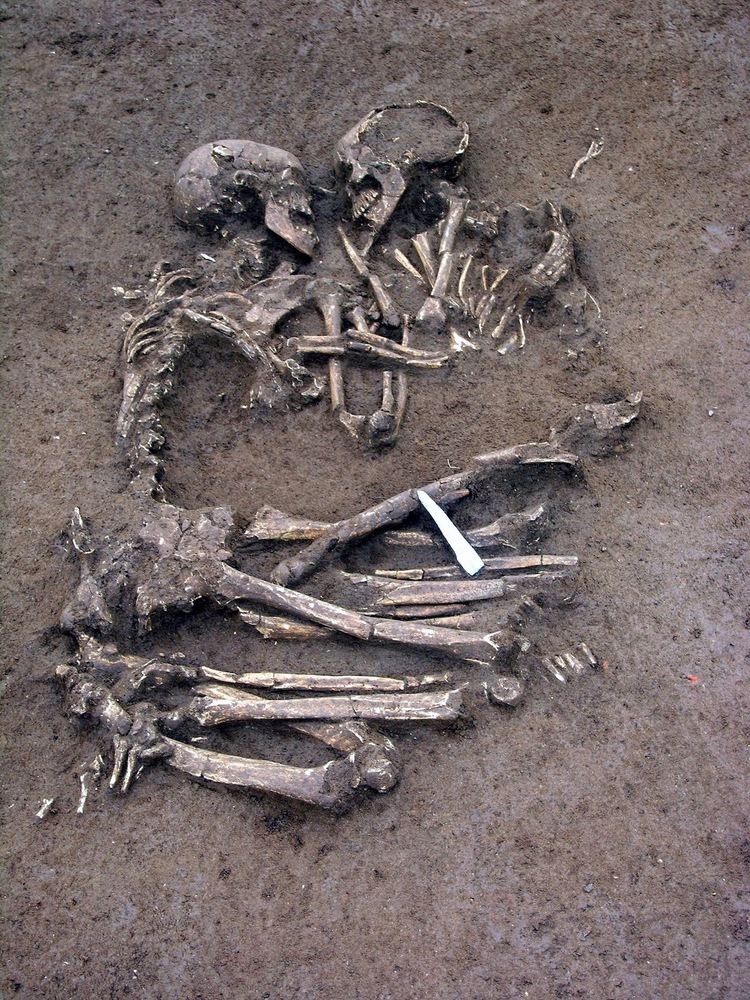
[416,490,485,577]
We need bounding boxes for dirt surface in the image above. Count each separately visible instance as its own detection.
[1,2,749,997]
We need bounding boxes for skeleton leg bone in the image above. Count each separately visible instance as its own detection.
[208,563,522,667]
[271,442,577,587]
[188,685,468,725]
[189,683,403,794]
[162,737,364,811]
[199,666,453,693]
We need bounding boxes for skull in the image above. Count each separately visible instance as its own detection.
[173,139,318,257]
[335,102,469,238]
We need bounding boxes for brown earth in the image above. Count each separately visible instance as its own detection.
[1,1,749,998]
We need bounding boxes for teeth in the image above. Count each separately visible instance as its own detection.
[352,187,380,220]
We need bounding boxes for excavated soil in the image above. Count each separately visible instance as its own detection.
[1,2,749,997]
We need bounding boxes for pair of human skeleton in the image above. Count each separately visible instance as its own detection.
[57,103,639,812]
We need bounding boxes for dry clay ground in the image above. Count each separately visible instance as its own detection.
[1,2,749,998]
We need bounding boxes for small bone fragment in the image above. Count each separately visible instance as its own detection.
[244,506,331,543]
[76,771,91,815]
[163,737,360,811]
[551,394,642,455]
[458,255,473,307]
[411,233,437,285]
[570,136,604,180]
[35,798,55,821]
[109,734,129,789]
[198,667,452,693]
[540,656,567,683]
[392,248,427,283]
[189,686,466,725]
[450,328,477,352]
[414,612,479,629]
[360,611,479,629]
[486,674,525,707]
[417,489,484,576]
[121,748,139,794]
[290,718,382,753]
[381,529,438,547]
[467,505,549,547]
[578,642,598,668]
[237,608,332,640]
[381,503,549,550]
[562,651,586,677]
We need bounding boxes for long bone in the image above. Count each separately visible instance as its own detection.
[369,572,571,607]
[362,609,480,630]
[270,441,578,587]
[373,553,578,580]
[163,738,364,811]
[199,666,452,694]
[58,653,399,806]
[187,684,467,725]
[416,195,468,326]
[77,636,452,697]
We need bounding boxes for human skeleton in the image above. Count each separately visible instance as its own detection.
[58,103,640,811]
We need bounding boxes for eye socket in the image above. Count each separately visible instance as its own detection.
[350,175,382,193]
